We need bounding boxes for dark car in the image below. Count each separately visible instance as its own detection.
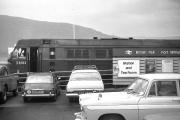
[0,65,18,104]
[22,72,60,102]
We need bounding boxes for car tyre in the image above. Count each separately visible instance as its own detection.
[68,97,74,103]
[100,114,124,120]
[52,92,57,102]
[23,97,28,102]
[0,89,7,104]
[13,89,18,96]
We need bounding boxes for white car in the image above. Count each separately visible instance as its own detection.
[75,73,180,120]
[143,112,180,120]
[66,67,104,102]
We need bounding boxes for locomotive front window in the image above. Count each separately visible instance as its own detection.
[11,48,26,59]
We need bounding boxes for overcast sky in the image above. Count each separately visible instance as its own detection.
[0,0,180,38]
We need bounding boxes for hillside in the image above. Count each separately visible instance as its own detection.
[0,15,115,60]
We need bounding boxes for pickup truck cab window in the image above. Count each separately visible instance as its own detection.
[149,80,177,97]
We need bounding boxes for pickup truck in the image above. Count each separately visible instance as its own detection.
[75,73,180,120]
[0,65,18,104]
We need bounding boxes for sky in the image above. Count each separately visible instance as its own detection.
[0,0,180,38]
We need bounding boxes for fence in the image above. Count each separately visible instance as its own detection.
[6,69,126,93]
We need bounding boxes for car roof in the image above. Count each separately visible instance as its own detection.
[139,73,180,82]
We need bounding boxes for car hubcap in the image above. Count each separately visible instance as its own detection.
[3,92,7,101]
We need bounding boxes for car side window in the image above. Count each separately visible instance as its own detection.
[157,81,177,96]
[149,81,177,97]
[149,82,156,96]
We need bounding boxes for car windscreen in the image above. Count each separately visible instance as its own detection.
[126,78,148,95]
[26,75,53,83]
[70,72,101,81]
[25,83,53,90]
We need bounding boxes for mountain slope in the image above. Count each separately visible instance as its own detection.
[0,15,114,60]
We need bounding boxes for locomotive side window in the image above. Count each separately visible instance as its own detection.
[108,49,112,58]
[75,49,81,58]
[66,49,89,58]
[96,49,111,58]
[82,49,89,58]
[67,49,74,58]
[96,49,106,58]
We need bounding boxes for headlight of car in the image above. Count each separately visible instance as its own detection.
[81,105,86,112]
[27,90,31,94]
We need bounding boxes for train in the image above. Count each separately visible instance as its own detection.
[7,38,180,87]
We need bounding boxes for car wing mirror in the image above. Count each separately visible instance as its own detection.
[139,92,144,96]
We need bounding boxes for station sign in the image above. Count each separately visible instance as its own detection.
[113,48,180,57]
[117,60,140,77]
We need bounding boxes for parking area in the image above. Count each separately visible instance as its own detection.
[0,93,80,120]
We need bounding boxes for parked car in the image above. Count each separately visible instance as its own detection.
[66,65,104,102]
[22,72,60,102]
[0,65,18,104]
[75,73,180,120]
[143,112,180,120]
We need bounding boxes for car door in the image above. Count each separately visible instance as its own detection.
[138,79,180,120]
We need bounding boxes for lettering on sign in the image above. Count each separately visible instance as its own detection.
[118,60,140,77]
[114,48,180,57]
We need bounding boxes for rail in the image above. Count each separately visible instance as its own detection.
[1,69,116,93]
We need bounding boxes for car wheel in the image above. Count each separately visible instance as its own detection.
[68,97,74,103]
[0,90,7,104]
[57,89,60,96]
[52,92,57,102]
[23,97,28,102]
[13,89,18,96]
[100,114,124,120]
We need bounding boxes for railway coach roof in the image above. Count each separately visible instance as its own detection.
[17,38,180,47]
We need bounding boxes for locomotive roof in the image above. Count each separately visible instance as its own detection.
[16,38,180,48]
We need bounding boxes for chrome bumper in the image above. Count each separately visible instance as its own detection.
[74,112,86,120]
[22,94,55,97]
[66,93,79,97]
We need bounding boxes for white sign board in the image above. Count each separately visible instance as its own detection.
[118,60,140,77]
[162,59,173,72]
